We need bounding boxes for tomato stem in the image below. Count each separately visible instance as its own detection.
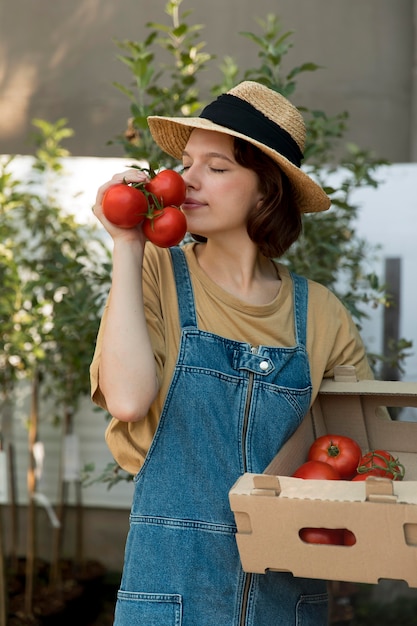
[327,442,341,458]
[357,451,405,480]
[128,163,157,178]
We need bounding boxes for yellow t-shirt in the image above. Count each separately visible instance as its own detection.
[90,242,374,474]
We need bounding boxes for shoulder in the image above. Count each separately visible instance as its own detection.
[143,242,194,272]
[307,278,345,307]
[143,241,173,269]
[276,264,346,311]
[278,265,357,337]
[306,279,356,334]
[142,242,177,287]
[142,243,196,307]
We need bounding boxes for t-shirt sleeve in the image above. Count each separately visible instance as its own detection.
[325,302,373,380]
[89,301,109,410]
[308,281,375,390]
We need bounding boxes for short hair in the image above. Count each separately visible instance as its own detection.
[233,137,302,258]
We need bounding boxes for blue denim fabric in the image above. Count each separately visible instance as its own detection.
[114,246,328,625]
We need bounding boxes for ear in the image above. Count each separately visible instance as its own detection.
[255,196,264,210]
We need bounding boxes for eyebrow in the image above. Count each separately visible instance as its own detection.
[182,150,235,163]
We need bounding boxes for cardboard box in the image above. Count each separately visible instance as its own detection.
[229,367,417,587]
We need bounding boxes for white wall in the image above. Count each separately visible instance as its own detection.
[352,164,417,423]
[352,165,417,381]
[3,158,417,513]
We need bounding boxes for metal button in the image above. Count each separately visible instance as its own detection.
[259,360,269,371]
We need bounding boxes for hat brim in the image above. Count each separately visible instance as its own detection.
[147,115,331,214]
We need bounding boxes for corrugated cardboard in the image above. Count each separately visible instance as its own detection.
[229,367,417,586]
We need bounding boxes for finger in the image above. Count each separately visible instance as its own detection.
[95,169,149,206]
[110,168,149,186]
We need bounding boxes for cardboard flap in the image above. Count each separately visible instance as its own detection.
[333,364,358,382]
[365,477,397,503]
[231,474,417,505]
[319,378,417,398]
[252,474,281,496]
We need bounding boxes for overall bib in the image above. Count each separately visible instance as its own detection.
[114,246,328,626]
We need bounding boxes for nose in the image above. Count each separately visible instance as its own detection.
[181,165,199,190]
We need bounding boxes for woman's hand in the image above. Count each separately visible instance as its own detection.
[92,169,149,243]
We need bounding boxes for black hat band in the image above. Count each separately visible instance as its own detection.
[200,94,304,167]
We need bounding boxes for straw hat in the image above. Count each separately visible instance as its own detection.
[147,81,330,213]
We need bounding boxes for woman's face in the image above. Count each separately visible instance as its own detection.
[181,129,263,241]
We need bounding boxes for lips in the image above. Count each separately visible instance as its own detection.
[182,198,205,210]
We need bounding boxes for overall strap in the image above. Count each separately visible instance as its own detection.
[169,246,198,329]
[290,272,309,347]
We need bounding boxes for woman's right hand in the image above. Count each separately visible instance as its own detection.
[92,168,150,243]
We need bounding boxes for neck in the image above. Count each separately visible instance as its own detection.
[194,241,280,305]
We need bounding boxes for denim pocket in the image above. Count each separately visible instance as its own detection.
[114,590,183,625]
[296,592,328,626]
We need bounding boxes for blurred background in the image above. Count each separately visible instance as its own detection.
[1,2,417,624]
[1,0,417,161]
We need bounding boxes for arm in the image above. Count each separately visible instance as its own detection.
[92,170,159,422]
[307,281,375,401]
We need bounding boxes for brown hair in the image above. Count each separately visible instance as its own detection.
[234,138,302,258]
[191,137,302,258]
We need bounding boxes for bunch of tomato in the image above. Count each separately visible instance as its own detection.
[102,168,187,248]
[291,434,405,546]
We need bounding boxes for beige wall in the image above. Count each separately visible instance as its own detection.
[0,0,415,162]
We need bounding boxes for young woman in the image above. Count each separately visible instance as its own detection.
[90,81,374,625]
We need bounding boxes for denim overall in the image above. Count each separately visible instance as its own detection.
[114,246,328,626]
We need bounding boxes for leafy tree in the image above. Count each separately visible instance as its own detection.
[111,0,213,169]
[0,119,112,616]
[110,1,412,374]
[1,120,111,414]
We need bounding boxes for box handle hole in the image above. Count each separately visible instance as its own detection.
[404,523,417,546]
[299,527,356,546]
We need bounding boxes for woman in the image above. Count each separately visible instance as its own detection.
[90,81,374,625]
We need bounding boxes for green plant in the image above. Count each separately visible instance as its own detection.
[112,6,391,327]
[233,16,390,322]
[82,460,133,490]
[1,119,112,616]
[1,124,112,414]
[111,0,213,169]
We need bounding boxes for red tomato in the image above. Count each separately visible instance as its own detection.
[351,473,369,481]
[356,449,405,480]
[350,471,391,481]
[292,460,341,480]
[299,527,344,545]
[343,529,357,546]
[308,434,362,479]
[143,206,187,248]
[145,169,186,208]
[102,183,147,228]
